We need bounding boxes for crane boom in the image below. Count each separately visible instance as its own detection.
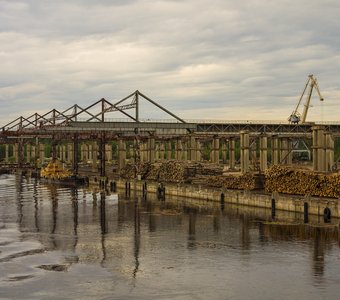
[289,74,324,124]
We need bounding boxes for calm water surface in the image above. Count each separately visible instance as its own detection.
[1,174,340,299]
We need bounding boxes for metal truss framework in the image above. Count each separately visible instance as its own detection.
[1,90,340,141]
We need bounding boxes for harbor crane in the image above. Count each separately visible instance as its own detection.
[288,74,324,124]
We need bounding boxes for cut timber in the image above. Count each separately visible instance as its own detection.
[265,165,340,198]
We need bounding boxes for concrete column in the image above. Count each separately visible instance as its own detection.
[26,144,31,163]
[5,145,9,163]
[160,143,165,160]
[39,144,45,165]
[183,141,188,161]
[14,144,19,163]
[63,145,67,162]
[280,138,292,165]
[189,136,196,161]
[67,143,73,164]
[105,144,112,163]
[196,141,201,162]
[271,136,280,165]
[259,136,268,172]
[325,134,334,171]
[118,139,126,171]
[31,145,36,164]
[312,126,327,172]
[240,131,250,173]
[92,142,98,172]
[149,137,155,163]
[167,141,172,160]
[212,137,220,164]
[229,138,236,169]
[222,141,227,164]
[155,143,160,161]
[176,140,183,160]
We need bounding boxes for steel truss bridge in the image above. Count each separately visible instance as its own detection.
[0,90,339,174]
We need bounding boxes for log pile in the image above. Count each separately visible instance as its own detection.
[204,173,260,190]
[265,165,340,198]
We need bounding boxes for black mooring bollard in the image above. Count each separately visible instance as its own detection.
[304,202,309,223]
[324,207,331,223]
[271,198,276,219]
[220,192,225,211]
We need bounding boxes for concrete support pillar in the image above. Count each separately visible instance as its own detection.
[88,144,93,163]
[39,144,45,165]
[189,136,196,161]
[26,144,31,163]
[105,144,112,163]
[118,140,126,171]
[5,145,9,163]
[196,141,201,162]
[312,126,326,172]
[32,145,36,164]
[62,145,67,162]
[160,143,165,160]
[67,143,73,164]
[212,137,220,164]
[92,142,98,172]
[183,141,188,161]
[222,141,227,164]
[14,144,19,163]
[176,140,183,160]
[81,144,87,162]
[326,133,334,171]
[229,138,236,169]
[280,138,292,165]
[167,141,172,160]
[148,137,155,163]
[259,136,268,172]
[155,143,160,161]
[271,136,280,165]
[240,131,250,173]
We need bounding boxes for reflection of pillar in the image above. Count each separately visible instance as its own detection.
[240,131,250,173]
[118,140,126,171]
[5,144,9,163]
[259,135,268,172]
[272,136,279,165]
[229,138,236,169]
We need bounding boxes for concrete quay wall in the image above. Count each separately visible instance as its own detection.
[112,179,340,219]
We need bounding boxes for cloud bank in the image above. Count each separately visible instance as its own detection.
[1,0,340,124]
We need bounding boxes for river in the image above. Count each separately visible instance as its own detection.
[1,174,340,299]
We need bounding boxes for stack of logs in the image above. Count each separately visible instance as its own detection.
[265,165,340,198]
[120,160,259,189]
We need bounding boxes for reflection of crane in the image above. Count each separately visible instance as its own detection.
[288,74,324,124]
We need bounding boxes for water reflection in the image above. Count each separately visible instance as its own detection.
[1,174,340,299]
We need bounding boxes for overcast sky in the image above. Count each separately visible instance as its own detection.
[1,0,340,125]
